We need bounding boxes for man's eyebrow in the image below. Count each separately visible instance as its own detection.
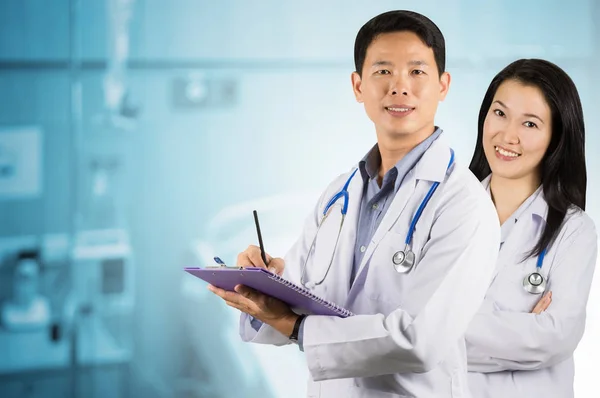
[408,60,428,67]
[371,60,394,67]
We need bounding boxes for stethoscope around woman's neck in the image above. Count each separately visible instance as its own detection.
[487,176,548,295]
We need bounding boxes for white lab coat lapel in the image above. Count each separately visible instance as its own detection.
[491,219,530,284]
[484,176,549,285]
[482,174,518,284]
[350,138,453,289]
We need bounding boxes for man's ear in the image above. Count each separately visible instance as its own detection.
[439,71,451,101]
[351,71,364,103]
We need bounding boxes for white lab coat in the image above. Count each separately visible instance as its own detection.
[240,137,501,397]
[466,176,598,398]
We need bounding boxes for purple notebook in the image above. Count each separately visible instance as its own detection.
[184,267,353,318]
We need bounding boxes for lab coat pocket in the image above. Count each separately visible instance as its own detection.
[354,375,416,398]
[365,232,416,316]
[490,255,545,312]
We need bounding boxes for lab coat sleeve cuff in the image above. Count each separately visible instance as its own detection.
[239,313,292,346]
[302,315,329,380]
[297,316,306,352]
[466,340,505,372]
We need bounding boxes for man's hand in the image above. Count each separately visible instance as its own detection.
[208,283,298,337]
[531,291,552,314]
[237,245,285,275]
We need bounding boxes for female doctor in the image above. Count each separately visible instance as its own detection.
[465,58,598,398]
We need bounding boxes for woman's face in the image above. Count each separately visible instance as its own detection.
[483,79,553,182]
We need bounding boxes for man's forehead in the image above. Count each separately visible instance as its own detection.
[366,37,434,59]
[365,47,435,64]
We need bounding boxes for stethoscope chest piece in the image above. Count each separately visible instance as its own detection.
[523,271,546,294]
[523,249,548,294]
[392,249,415,273]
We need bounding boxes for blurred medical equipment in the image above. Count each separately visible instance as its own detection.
[0,237,72,385]
[0,250,50,332]
[0,144,16,178]
[93,0,140,132]
[78,156,126,232]
[0,126,43,200]
[0,231,134,398]
[70,229,134,317]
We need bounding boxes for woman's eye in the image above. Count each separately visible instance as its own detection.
[524,121,538,129]
[493,109,505,117]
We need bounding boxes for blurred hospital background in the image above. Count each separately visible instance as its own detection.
[0,0,598,397]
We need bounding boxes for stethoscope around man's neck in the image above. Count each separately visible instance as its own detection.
[300,149,455,289]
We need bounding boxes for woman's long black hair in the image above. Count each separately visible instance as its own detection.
[469,59,587,259]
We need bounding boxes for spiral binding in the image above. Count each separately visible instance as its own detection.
[267,273,354,317]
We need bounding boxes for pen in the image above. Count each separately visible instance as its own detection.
[253,210,269,267]
[213,256,227,266]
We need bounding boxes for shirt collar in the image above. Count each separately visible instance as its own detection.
[359,144,381,182]
[482,175,548,222]
[358,127,443,188]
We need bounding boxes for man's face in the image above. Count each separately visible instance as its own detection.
[351,31,450,143]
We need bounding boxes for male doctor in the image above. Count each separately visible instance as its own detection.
[209,10,500,397]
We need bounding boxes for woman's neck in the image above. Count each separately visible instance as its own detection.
[490,173,541,225]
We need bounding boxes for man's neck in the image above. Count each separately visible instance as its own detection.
[376,124,436,182]
[489,173,541,225]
